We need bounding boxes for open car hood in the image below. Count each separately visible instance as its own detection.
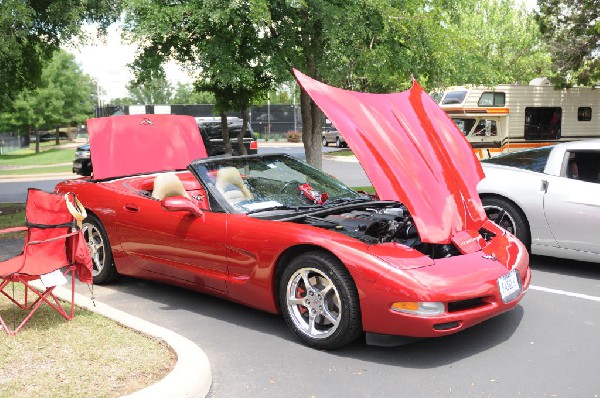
[88,115,207,180]
[294,70,486,244]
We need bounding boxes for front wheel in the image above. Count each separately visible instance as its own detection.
[82,214,118,284]
[322,137,328,147]
[482,197,530,249]
[279,251,362,349]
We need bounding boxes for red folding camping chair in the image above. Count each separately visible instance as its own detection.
[0,188,92,335]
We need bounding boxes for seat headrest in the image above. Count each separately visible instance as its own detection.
[151,173,190,200]
[215,167,253,201]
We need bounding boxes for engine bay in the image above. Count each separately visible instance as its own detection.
[295,202,463,259]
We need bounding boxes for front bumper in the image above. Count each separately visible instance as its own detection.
[359,246,531,340]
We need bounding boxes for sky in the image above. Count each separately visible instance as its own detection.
[65,24,193,102]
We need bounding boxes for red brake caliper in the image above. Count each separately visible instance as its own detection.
[296,286,308,314]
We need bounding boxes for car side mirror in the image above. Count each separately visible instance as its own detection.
[161,197,205,219]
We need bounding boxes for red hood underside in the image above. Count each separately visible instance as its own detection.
[88,114,207,180]
[294,70,486,244]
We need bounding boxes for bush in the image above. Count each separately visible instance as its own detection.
[286,130,301,143]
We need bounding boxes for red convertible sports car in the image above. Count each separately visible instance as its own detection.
[54,70,530,349]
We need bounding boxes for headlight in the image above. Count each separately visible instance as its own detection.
[75,151,90,159]
[391,301,445,316]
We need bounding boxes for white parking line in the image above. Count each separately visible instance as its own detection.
[530,285,600,302]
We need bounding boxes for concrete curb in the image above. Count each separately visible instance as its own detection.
[33,281,212,398]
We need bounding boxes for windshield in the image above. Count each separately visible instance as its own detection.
[191,154,366,214]
[482,147,553,172]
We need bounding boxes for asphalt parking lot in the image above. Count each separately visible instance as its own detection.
[3,233,593,398]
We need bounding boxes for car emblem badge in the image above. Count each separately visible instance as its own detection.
[483,254,497,261]
[140,118,154,125]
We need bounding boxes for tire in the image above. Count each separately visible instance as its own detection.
[322,137,328,147]
[279,251,362,349]
[82,214,118,284]
[335,137,342,148]
[482,197,530,249]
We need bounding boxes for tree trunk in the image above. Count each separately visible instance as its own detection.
[55,125,60,145]
[221,111,232,155]
[34,128,40,154]
[300,89,323,169]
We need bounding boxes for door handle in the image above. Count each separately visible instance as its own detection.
[541,180,549,193]
[123,203,140,212]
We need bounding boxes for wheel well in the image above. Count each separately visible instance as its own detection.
[273,244,346,312]
[480,193,531,243]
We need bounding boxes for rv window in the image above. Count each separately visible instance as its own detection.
[452,118,476,136]
[478,92,505,107]
[524,107,561,141]
[578,107,592,122]
[442,91,468,105]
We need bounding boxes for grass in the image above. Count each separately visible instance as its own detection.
[353,186,375,194]
[0,285,175,398]
[0,147,74,167]
[0,203,26,239]
[0,164,72,176]
[326,149,354,156]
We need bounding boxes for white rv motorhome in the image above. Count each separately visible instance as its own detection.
[438,78,600,158]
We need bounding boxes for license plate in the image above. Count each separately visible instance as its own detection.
[497,270,521,303]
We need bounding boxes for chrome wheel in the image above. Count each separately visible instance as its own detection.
[81,215,117,284]
[83,222,106,277]
[286,267,341,340]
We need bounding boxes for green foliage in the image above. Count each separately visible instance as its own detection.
[127,70,174,104]
[537,0,600,86]
[172,84,216,104]
[121,0,552,167]
[0,51,95,135]
[0,0,121,111]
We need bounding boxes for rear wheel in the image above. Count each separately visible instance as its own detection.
[482,197,530,249]
[322,137,328,147]
[279,251,362,349]
[335,137,342,148]
[82,214,118,284]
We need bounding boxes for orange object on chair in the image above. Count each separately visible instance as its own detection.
[0,189,93,335]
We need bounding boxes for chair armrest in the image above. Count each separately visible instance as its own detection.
[27,230,79,246]
[0,226,27,234]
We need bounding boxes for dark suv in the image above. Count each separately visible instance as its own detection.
[195,117,258,156]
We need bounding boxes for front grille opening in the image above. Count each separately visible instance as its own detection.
[447,297,489,313]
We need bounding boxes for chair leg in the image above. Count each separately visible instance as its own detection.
[0,266,78,335]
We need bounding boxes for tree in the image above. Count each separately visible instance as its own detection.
[537,0,600,86]
[126,69,174,104]
[0,0,120,111]
[0,50,95,151]
[172,83,215,104]
[42,51,97,143]
[124,0,276,156]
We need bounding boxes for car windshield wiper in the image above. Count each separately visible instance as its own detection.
[324,197,372,206]
[245,204,321,215]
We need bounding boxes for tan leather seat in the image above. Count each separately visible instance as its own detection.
[215,167,253,204]
[151,173,191,200]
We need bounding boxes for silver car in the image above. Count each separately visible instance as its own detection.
[322,126,346,147]
[478,140,600,263]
